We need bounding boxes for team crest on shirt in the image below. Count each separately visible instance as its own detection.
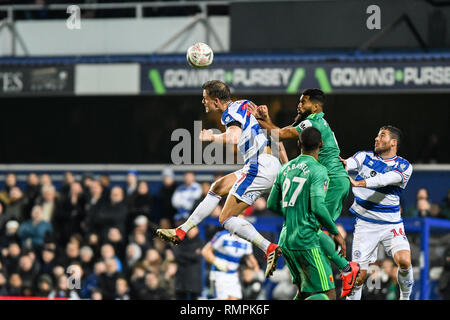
[323,180,328,191]
[354,250,361,258]
[370,170,377,177]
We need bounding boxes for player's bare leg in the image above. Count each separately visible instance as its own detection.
[219,194,282,278]
[394,250,414,300]
[156,173,237,244]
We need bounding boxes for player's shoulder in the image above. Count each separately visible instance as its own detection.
[393,156,412,172]
[228,99,249,112]
[297,119,314,131]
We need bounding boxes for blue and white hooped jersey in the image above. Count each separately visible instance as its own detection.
[346,151,413,224]
[209,230,253,274]
[221,100,268,164]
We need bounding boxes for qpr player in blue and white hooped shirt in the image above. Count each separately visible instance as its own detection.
[202,229,257,300]
[342,126,415,300]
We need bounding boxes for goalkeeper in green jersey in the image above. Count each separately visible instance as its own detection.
[267,127,353,300]
[249,88,359,298]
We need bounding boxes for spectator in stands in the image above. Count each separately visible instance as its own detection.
[83,180,107,235]
[0,272,9,296]
[0,173,17,205]
[39,247,56,278]
[4,242,21,274]
[439,189,450,220]
[99,258,120,300]
[81,173,94,200]
[139,272,169,300]
[159,167,177,228]
[106,227,126,263]
[37,184,61,224]
[8,273,23,296]
[58,241,80,270]
[159,254,177,300]
[129,263,147,299]
[171,171,202,222]
[100,243,122,274]
[172,224,203,300]
[35,274,53,297]
[17,205,53,252]
[126,180,154,235]
[251,196,277,217]
[39,174,55,196]
[55,181,86,246]
[80,260,106,299]
[18,254,39,292]
[142,248,163,275]
[128,216,152,254]
[0,220,20,248]
[79,246,94,277]
[48,274,80,299]
[60,172,75,199]
[95,186,128,240]
[126,169,139,197]
[124,242,142,277]
[115,277,130,300]
[405,188,433,218]
[3,186,26,223]
[23,173,41,221]
[99,174,111,200]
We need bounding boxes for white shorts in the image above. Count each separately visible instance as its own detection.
[231,153,281,205]
[210,271,242,299]
[351,218,411,270]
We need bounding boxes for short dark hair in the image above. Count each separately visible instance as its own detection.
[302,88,325,106]
[202,80,231,101]
[380,125,402,149]
[299,127,322,152]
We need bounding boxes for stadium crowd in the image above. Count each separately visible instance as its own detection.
[0,170,448,300]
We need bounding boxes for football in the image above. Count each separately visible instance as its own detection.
[186,42,214,69]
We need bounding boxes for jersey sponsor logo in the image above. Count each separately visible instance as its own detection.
[299,120,312,130]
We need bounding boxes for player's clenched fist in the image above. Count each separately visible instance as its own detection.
[199,129,214,141]
[257,105,269,120]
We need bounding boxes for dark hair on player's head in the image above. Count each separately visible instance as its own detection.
[380,125,402,149]
[302,88,326,106]
[299,127,322,152]
[202,80,231,102]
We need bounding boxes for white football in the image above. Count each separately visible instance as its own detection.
[186,42,214,69]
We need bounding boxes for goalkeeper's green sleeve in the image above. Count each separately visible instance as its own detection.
[310,195,339,235]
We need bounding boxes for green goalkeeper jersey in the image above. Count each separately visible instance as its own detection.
[267,154,338,250]
[295,112,348,179]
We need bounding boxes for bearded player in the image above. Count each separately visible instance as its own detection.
[251,89,359,297]
[341,126,414,300]
[157,80,285,278]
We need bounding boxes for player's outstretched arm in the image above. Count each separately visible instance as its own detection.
[350,170,404,189]
[199,126,242,145]
[201,243,228,272]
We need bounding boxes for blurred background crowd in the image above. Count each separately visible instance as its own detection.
[0,169,448,300]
